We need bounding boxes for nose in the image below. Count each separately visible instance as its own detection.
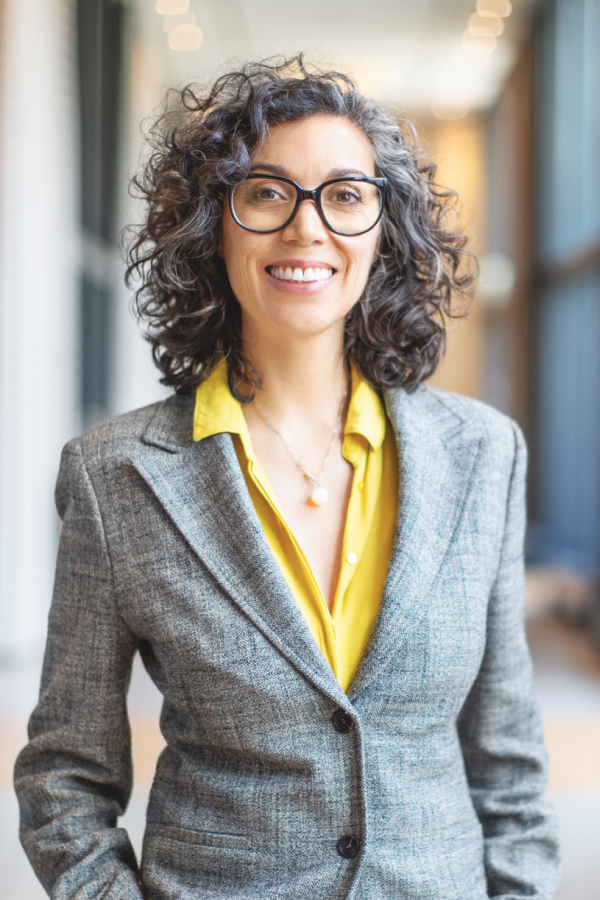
[281,198,328,244]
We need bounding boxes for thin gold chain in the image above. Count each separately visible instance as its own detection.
[253,388,348,487]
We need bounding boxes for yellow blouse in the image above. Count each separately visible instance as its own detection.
[193,361,399,692]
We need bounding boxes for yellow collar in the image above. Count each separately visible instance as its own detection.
[193,360,386,452]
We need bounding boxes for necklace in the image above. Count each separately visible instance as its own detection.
[253,388,348,507]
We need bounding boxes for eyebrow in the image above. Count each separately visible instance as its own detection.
[249,163,371,179]
[249,162,287,176]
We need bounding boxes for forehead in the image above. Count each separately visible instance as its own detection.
[252,114,376,180]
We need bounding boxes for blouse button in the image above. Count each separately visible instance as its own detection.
[347,552,358,565]
[357,481,364,492]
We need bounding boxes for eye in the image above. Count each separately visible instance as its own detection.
[246,181,288,203]
[255,187,278,200]
[332,187,362,204]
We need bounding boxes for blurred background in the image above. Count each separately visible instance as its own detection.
[1,0,600,897]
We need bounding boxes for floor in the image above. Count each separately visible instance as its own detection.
[2,616,600,899]
[528,617,600,900]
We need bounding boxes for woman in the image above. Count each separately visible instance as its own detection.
[15,58,559,899]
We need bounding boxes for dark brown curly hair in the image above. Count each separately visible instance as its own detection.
[125,56,475,398]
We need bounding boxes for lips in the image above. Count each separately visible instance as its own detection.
[268,265,334,283]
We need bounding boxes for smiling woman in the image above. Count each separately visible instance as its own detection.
[125,57,474,397]
[220,117,383,349]
[14,56,560,900]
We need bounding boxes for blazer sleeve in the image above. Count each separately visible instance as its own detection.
[14,439,144,899]
[457,423,560,899]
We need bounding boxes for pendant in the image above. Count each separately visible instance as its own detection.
[310,485,329,506]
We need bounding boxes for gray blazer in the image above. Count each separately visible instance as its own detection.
[14,384,559,900]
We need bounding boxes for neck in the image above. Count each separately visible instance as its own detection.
[242,322,349,426]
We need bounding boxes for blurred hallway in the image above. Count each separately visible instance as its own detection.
[2,0,600,896]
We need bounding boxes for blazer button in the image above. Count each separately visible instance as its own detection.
[332,709,353,733]
[337,834,360,859]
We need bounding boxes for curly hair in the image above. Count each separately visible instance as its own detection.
[125,56,475,398]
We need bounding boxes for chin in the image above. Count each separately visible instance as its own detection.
[266,301,349,334]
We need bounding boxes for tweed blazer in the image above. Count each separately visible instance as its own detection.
[15,384,559,900]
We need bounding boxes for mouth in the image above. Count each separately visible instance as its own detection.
[266,264,335,283]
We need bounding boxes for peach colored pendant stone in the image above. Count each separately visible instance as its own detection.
[310,486,329,506]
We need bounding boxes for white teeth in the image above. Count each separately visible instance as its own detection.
[270,266,334,282]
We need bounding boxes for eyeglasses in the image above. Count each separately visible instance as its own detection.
[229,174,387,236]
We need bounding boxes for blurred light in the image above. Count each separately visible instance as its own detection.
[432,100,469,120]
[453,47,490,68]
[476,0,512,17]
[168,23,203,50]
[461,31,497,53]
[163,10,196,32]
[467,12,505,35]
[478,253,516,308]
[468,24,497,38]
[155,0,189,14]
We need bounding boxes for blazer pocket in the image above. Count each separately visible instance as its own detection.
[145,822,252,851]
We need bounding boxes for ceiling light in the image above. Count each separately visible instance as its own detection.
[467,12,505,35]
[476,0,512,17]
[155,0,189,14]
[461,30,497,53]
[163,10,195,32]
[168,23,203,50]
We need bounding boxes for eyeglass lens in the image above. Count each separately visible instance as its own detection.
[232,178,382,234]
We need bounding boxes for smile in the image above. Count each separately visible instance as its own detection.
[267,266,334,283]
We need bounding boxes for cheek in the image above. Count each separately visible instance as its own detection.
[368,226,382,266]
[346,237,379,279]
[220,219,236,274]
[221,231,257,289]
[221,207,251,275]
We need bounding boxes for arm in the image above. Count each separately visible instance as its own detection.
[14,440,143,899]
[457,424,560,899]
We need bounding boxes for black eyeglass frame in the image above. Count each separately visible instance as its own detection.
[229,173,387,236]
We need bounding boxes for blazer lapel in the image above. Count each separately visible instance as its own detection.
[132,394,349,708]
[130,385,482,707]
[348,386,483,700]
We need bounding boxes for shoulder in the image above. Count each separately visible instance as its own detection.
[58,392,195,481]
[422,385,523,446]
[386,383,525,468]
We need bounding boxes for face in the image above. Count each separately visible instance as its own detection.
[220,114,381,344]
